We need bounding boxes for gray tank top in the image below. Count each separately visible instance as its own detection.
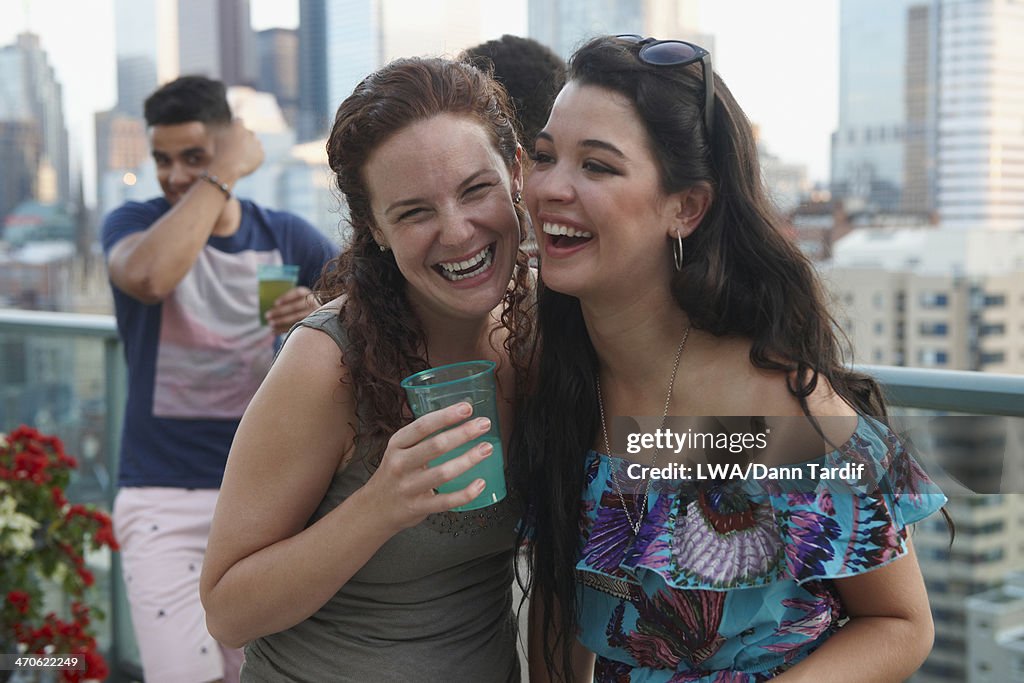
[242,310,522,682]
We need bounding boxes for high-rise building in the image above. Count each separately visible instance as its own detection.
[319,0,527,141]
[177,0,222,80]
[528,0,645,59]
[0,121,41,225]
[217,0,258,86]
[0,33,71,211]
[826,227,1024,373]
[832,0,917,212]
[113,0,179,116]
[297,0,330,141]
[902,2,938,215]
[834,0,1024,230]
[824,224,1024,680]
[934,0,1024,231]
[325,0,383,132]
[967,569,1024,682]
[175,0,257,85]
[114,0,256,110]
[913,496,1024,682]
[257,28,300,130]
[94,111,153,219]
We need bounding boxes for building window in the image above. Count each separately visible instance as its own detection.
[919,322,949,336]
[983,293,1006,306]
[874,322,884,334]
[917,349,948,365]
[980,351,1006,365]
[979,323,1005,336]
[920,292,949,307]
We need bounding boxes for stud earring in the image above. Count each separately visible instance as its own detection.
[513,190,522,204]
[379,243,389,253]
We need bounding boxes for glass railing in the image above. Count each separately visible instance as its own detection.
[2,309,1023,683]
[0,308,139,682]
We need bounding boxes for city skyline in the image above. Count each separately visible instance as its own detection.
[0,0,838,209]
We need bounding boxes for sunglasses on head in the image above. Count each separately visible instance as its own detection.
[615,34,714,137]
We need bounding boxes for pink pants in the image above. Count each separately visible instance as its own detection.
[113,487,244,683]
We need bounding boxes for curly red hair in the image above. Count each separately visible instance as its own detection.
[317,57,534,465]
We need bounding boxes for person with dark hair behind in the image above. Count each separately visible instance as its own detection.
[514,35,947,682]
[102,75,338,683]
[201,57,532,681]
[463,34,566,155]
[464,35,565,265]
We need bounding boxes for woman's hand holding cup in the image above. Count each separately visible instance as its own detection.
[362,402,493,533]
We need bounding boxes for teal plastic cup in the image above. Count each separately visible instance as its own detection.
[401,361,506,511]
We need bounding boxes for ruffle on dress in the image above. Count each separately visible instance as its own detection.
[574,416,946,681]
[577,416,946,592]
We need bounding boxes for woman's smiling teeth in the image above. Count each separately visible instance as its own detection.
[436,244,495,281]
[542,222,593,239]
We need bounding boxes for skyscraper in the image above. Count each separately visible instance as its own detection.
[315,0,517,142]
[114,0,257,108]
[113,0,179,117]
[0,33,70,211]
[832,0,918,211]
[0,121,41,224]
[325,0,383,136]
[934,0,1024,231]
[257,28,299,130]
[528,0,644,59]
[834,0,1024,230]
[176,0,257,85]
[217,0,258,86]
[297,0,330,141]
[967,570,1024,682]
[902,2,938,215]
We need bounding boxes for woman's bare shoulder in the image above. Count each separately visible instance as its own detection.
[692,336,856,418]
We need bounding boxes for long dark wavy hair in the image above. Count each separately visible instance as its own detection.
[510,36,937,680]
[317,57,534,464]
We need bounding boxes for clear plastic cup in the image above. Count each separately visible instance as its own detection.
[257,264,299,325]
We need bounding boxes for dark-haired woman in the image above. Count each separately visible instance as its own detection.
[200,57,531,682]
[515,36,946,682]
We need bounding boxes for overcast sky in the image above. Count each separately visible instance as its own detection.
[0,0,837,206]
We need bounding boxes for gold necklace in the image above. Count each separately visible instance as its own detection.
[596,327,690,536]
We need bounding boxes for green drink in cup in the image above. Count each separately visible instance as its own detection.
[401,361,507,511]
[257,264,300,325]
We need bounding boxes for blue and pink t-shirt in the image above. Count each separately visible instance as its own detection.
[102,197,338,489]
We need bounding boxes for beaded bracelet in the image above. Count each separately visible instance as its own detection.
[199,170,232,199]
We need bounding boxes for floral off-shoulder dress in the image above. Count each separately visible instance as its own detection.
[575,416,947,682]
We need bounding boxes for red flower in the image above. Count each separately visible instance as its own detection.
[51,486,68,508]
[7,590,31,615]
[2,426,115,681]
[75,567,95,588]
[82,649,109,680]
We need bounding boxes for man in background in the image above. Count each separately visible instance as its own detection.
[102,75,338,683]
